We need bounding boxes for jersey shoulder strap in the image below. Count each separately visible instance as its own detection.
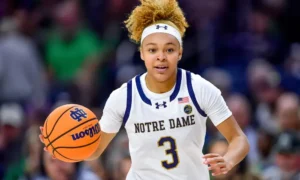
[186,71,207,117]
[123,79,133,125]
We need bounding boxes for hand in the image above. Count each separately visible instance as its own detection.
[39,126,56,159]
[203,153,233,176]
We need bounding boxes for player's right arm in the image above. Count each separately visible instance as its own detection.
[85,85,127,161]
[85,131,116,161]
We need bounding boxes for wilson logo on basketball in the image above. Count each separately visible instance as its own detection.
[71,123,100,141]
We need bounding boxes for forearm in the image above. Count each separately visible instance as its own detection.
[85,131,116,161]
[223,135,249,168]
[85,147,105,161]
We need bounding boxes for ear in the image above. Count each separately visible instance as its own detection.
[178,47,183,61]
[140,46,145,61]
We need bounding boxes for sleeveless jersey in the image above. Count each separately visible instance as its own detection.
[100,69,232,180]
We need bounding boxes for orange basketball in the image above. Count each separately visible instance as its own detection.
[42,104,101,162]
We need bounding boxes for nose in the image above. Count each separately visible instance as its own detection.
[157,51,166,61]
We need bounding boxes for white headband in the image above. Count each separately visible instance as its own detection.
[141,23,182,46]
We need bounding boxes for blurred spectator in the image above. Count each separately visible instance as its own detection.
[45,0,105,106]
[226,94,259,173]
[275,93,300,131]
[114,156,131,180]
[42,152,78,180]
[246,9,281,61]
[256,130,276,175]
[284,43,300,79]
[0,14,47,110]
[4,125,42,180]
[262,131,300,180]
[203,68,232,100]
[104,129,129,179]
[0,103,24,177]
[79,160,106,180]
[247,59,282,135]
[41,152,103,180]
[179,0,226,67]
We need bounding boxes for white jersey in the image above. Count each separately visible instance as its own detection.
[100,69,232,180]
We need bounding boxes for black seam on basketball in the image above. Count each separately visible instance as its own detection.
[44,106,76,158]
[53,148,82,162]
[54,134,101,150]
[45,117,57,158]
[44,106,76,139]
[46,118,98,148]
[44,117,51,152]
[52,130,101,162]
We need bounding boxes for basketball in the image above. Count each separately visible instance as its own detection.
[42,104,101,163]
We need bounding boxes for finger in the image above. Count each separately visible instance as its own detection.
[43,147,48,152]
[212,172,223,176]
[39,135,44,143]
[211,167,228,176]
[208,162,226,170]
[205,157,224,165]
[40,126,43,132]
[220,167,228,174]
[211,168,223,176]
[52,155,56,159]
[203,153,220,158]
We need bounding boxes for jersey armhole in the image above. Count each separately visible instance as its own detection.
[186,71,207,117]
[123,80,133,125]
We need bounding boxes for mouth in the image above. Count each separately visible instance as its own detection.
[154,66,168,70]
[154,66,168,73]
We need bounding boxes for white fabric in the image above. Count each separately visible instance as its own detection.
[141,23,182,46]
[100,84,127,133]
[99,69,232,180]
[192,74,232,126]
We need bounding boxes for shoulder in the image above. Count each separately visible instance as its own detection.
[102,81,132,119]
[186,70,221,94]
[107,82,129,103]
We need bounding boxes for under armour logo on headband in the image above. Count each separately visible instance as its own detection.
[156,25,168,30]
[141,23,182,46]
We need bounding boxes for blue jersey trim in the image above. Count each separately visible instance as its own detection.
[123,80,132,125]
[136,75,152,105]
[136,69,183,106]
[186,71,207,117]
[170,68,182,102]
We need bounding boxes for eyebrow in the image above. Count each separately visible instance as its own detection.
[145,42,176,46]
[145,43,156,46]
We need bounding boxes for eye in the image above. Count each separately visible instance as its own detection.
[148,48,156,53]
[167,48,174,53]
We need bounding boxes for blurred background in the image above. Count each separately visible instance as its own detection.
[0,0,299,179]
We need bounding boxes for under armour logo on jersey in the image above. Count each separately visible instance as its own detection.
[70,108,87,122]
[156,25,168,30]
[155,101,167,109]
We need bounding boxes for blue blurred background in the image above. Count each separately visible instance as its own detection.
[0,0,299,179]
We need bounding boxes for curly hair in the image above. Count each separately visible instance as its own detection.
[124,0,189,44]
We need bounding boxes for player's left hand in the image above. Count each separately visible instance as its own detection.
[202,153,233,176]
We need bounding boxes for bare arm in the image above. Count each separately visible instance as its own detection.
[85,131,117,161]
[203,115,249,176]
[216,115,249,168]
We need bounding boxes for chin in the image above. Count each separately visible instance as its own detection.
[153,73,171,83]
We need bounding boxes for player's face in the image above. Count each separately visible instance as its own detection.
[140,33,182,83]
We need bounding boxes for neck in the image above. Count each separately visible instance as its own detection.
[145,70,177,94]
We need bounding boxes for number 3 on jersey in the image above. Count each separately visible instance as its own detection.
[158,136,180,169]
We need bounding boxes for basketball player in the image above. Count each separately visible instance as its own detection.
[40,0,249,179]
